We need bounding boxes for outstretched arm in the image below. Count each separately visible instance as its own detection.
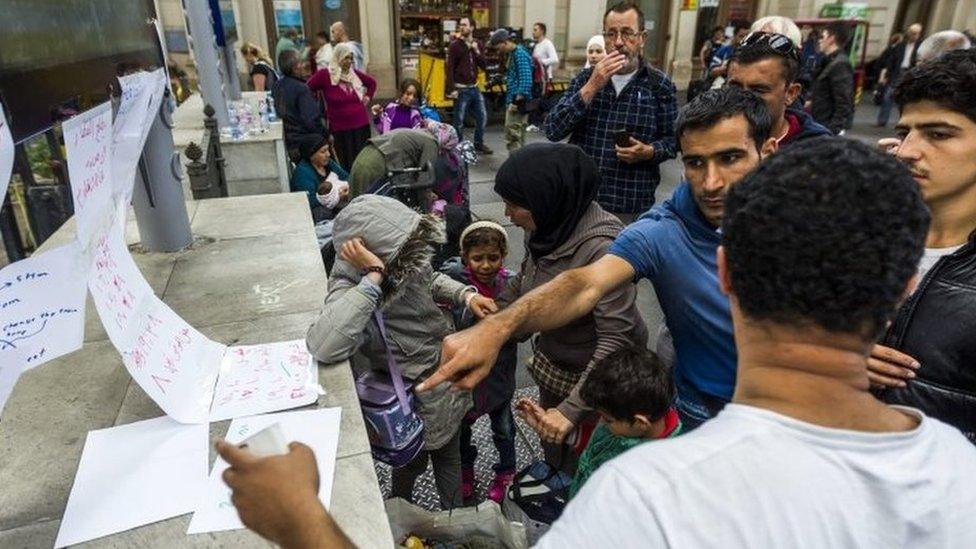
[419,254,636,392]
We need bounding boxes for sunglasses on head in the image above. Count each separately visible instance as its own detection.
[740,31,800,62]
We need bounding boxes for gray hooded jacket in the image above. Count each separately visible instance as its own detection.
[306,195,472,449]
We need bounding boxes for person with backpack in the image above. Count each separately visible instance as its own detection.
[305,195,497,509]
[488,28,534,152]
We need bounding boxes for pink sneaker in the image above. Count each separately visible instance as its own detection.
[487,471,515,504]
[461,466,475,500]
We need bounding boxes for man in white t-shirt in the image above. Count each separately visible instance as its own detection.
[532,22,559,79]
[537,137,976,548]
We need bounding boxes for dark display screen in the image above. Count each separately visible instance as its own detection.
[0,0,163,142]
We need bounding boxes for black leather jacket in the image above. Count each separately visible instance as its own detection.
[882,233,976,444]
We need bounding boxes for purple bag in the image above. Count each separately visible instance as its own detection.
[356,310,425,468]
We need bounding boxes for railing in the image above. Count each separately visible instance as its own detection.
[184,104,227,199]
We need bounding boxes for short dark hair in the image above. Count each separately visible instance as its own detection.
[731,40,801,83]
[604,1,645,31]
[316,30,329,40]
[894,48,976,124]
[580,347,674,422]
[459,16,474,28]
[676,87,772,150]
[461,226,508,257]
[721,137,929,340]
[825,21,851,49]
[278,48,301,77]
[712,25,726,35]
[535,22,547,35]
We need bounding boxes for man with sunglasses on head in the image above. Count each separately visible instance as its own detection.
[544,1,678,224]
[727,31,831,148]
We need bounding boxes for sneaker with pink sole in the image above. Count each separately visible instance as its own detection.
[487,470,516,504]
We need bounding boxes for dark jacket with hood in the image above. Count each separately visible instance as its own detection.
[782,107,832,146]
[882,232,976,444]
[494,143,649,424]
[272,75,327,153]
[305,195,473,449]
[810,49,855,134]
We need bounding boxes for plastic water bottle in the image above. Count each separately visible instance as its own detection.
[228,104,243,140]
[266,92,278,122]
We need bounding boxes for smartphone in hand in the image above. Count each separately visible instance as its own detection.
[615,130,632,148]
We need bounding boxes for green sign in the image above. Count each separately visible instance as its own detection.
[819,3,869,19]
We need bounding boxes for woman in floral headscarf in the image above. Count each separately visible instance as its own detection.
[307,42,377,171]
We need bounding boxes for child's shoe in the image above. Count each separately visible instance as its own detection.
[487,470,516,503]
[461,466,476,500]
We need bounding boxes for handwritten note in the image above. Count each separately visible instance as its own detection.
[187,408,342,535]
[118,296,227,424]
[113,70,167,203]
[209,339,321,421]
[55,417,209,548]
[0,103,13,210]
[64,102,115,245]
[88,209,155,348]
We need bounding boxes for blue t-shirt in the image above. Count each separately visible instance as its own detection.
[607,182,736,400]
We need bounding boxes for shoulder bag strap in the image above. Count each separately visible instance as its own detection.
[372,309,413,415]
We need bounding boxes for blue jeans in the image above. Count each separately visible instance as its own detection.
[877,85,895,126]
[453,87,487,145]
[674,374,729,432]
[459,399,517,473]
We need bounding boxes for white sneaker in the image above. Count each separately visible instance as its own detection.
[526,124,539,132]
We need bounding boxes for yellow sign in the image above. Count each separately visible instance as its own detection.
[682,0,698,9]
[473,8,489,29]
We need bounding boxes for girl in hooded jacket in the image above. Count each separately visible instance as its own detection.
[306,194,496,508]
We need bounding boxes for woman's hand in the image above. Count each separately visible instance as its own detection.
[362,94,371,107]
[339,238,383,272]
[466,293,498,319]
[516,398,574,444]
[370,104,382,117]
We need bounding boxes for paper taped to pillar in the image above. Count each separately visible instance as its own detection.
[0,103,13,209]
[64,101,116,246]
[113,69,167,203]
[0,241,89,414]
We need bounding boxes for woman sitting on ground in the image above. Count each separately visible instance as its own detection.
[290,135,350,222]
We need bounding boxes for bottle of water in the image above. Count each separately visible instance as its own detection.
[258,97,270,132]
[228,103,243,140]
[266,91,278,122]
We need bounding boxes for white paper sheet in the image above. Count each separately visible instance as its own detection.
[113,70,167,203]
[0,242,89,413]
[88,210,155,348]
[186,407,342,535]
[64,102,115,246]
[0,103,13,210]
[118,296,227,424]
[55,417,209,548]
[209,339,321,422]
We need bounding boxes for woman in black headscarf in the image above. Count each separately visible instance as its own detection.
[495,143,648,475]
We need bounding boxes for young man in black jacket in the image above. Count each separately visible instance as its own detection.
[810,21,855,135]
[872,49,976,443]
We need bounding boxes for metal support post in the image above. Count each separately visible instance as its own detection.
[131,93,193,252]
[182,0,230,127]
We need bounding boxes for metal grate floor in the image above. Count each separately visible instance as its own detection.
[374,386,544,511]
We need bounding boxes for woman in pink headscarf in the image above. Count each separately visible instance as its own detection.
[307,42,377,171]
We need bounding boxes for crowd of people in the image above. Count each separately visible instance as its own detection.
[218,2,976,547]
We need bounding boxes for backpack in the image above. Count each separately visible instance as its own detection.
[355,310,425,467]
[530,55,551,98]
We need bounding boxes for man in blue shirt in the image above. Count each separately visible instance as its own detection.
[421,87,777,433]
[488,28,534,151]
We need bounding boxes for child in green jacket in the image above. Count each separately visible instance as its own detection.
[570,347,682,498]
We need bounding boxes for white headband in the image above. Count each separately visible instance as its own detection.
[460,220,508,253]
